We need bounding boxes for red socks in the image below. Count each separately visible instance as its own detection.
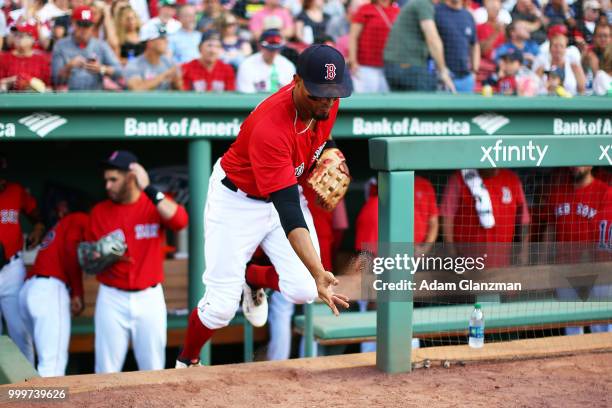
[179,307,215,361]
[245,263,280,291]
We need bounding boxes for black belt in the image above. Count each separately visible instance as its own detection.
[221,177,271,202]
[114,284,159,293]
[33,275,69,288]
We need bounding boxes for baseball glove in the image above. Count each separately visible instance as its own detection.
[78,234,127,275]
[307,147,351,211]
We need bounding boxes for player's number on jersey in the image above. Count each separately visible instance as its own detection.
[599,220,612,250]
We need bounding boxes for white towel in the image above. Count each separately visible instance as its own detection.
[461,169,495,229]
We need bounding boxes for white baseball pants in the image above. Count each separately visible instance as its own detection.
[0,256,34,364]
[197,160,319,330]
[94,283,167,373]
[19,276,70,377]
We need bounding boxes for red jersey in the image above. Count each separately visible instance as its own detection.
[355,177,439,251]
[476,22,506,61]
[0,51,51,91]
[181,59,236,92]
[0,182,38,259]
[87,193,188,290]
[221,81,340,197]
[352,3,400,67]
[545,178,609,243]
[27,213,89,298]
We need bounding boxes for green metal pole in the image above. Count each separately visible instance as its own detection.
[376,171,414,373]
[304,303,314,357]
[243,320,254,362]
[188,139,211,365]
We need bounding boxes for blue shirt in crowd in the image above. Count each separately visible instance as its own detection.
[434,3,476,77]
[168,29,202,64]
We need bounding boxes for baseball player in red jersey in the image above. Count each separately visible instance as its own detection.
[441,169,530,268]
[19,209,89,376]
[591,187,612,333]
[355,176,440,254]
[542,166,609,264]
[89,151,188,373]
[0,153,44,364]
[176,44,352,367]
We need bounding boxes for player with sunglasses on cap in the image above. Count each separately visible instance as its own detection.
[176,44,352,367]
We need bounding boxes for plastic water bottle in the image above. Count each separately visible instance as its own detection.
[468,303,484,348]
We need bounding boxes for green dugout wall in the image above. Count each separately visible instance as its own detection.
[1,93,611,367]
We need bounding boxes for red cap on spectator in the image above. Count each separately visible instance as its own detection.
[72,6,95,25]
[13,23,38,39]
[547,24,568,39]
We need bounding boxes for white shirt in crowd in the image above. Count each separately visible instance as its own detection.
[141,17,182,36]
[533,45,581,95]
[129,0,150,24]
[593,70,611,96]
[236,52,296,93]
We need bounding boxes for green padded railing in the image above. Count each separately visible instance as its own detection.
[295,301,612,341]
[0,336,39,385]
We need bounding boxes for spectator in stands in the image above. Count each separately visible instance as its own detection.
[168,4,200,64]
[573,0,603,47]
[91,0,120,56]
[236,28,295,92]
[128,0,150,24]
[125,23,183,90]
[8,0,65,49]
[534,31,586,95]
[543,0,576,29]
[141,0,180,36]
[494,20,540,67]
[217,12,252,69]
[477,0,507,74]
[483,48,523,95]
[295,0,330,45]
[584,22,610,75]
[435,0,480,93]
[89,150,188,373]
[197,0,226,32]
[327,0,367,43]
[0,23,51,92]
[249,0,294,40]
[383,0,455,92]
[19,206,89,377]
[348,0,399,93]
[593,42,612,95]
[0,1,7,50]
[441,169,530,268]
[115,6,144,65]
[511,0,547,44]
[52,6,123,91]
[182,30,236,91]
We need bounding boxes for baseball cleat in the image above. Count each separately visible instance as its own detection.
[175,356,201,368]
[242,283,268,327]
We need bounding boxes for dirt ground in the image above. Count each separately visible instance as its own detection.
[2,350,611,408]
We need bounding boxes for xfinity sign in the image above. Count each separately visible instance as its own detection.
[480,139,549,167]
[600,145,612,165]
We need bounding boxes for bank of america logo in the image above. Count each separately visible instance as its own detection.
[19,112,67,138]
[472,113,510,135]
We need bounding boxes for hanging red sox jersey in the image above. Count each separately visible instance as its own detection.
[595,187,612,254]
[221,80,340,197]
[544,178,608,243]
[87,193,188,290]
[0,182,38,259]
[27,212,89,298]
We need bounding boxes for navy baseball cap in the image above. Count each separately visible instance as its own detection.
[260,29,284,50]
[297,44,352,98]
[500,48,523,64]
[101,150,139,171]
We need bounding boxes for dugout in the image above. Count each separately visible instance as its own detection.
[0,92,610,371]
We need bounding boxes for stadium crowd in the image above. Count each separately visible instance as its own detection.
[0,0,610,95]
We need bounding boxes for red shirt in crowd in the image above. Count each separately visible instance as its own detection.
[0,51,51,91]
[87,193,188,290]
[352,3,400,67]
[544,178,609,243]
[441,170,529,267]
[0,182,38,260]
[355,176,439,252]
[476,22,506,61]
[26,212,89,298]
[221,81,339,197]
[181,59,236,92]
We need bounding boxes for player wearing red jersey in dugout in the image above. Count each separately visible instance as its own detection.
[176,44,352,367]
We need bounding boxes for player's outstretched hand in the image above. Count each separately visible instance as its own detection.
[129,163,150,190]
[315,271,349,316]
